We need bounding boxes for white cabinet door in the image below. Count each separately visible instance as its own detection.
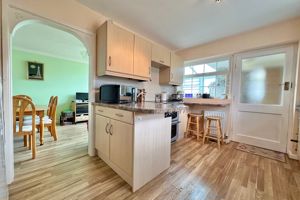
[151,43,170,66]
[95,114,110,158]
[170,52,184,85]
[109,119,133,176]
[107,22,134,75]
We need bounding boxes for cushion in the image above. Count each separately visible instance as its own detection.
[23,115,52,125]
[16,124,35,132]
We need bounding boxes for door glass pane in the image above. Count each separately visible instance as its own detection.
[240,53,285,105]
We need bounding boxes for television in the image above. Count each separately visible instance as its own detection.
[76,92,88,102]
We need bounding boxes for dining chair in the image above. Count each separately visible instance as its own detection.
[13,96,36,159]
[25,96,58,141]
[15,95,32,101]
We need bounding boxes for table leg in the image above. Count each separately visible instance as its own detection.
[39,115,44,145]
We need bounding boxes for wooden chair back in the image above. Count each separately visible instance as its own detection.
[15,95,32,101]
[47,96,54,116]
[48,96,58,121]
[13,96,36,135]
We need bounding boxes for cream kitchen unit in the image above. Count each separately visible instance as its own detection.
[96,20,184,85]
[96,21,151,81]
[151,43,171,67]
[93,103,187,192]
[159,52,184,85]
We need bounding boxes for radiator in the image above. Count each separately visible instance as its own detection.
[204,111,226,137]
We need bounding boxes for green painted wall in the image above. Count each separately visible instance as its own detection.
[12,49,89,121]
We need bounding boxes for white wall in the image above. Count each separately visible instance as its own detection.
[177,17,300,60]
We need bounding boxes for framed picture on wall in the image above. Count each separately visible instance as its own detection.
[27,61,44,80]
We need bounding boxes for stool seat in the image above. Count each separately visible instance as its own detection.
[206,116,222,120]
[203,116,224,149]
[185,113,204,141]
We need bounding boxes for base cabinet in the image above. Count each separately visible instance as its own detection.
[94,106,171,192]
[109,119,133,176]
[95,115,110,158]
[95,113,133,179]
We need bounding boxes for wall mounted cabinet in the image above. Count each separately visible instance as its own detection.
[97,21,150,81]
[133,35,152,79]
[97,21,134,77]
[159,52,184,85]
[151,43,171,67]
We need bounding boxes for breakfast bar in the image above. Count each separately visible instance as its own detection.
[182,98,232,141]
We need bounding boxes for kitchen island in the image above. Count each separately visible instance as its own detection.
[92,102,188,192]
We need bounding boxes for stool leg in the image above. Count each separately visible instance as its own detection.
[216,120,221,149]
[196,116,200,141]
[218,120,224,144]
[203,119,209,144]
[185,115,191,138]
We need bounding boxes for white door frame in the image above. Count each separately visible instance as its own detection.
[231,44,298,153]
[2,5,97,183]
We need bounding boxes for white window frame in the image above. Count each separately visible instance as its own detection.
[183,56,232,98]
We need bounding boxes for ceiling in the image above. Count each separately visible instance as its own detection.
[78,0,300,50]
[12,23,89,64]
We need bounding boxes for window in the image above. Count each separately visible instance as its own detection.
[182,59,230,99]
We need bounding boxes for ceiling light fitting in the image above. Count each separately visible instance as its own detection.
[215,0,222,3]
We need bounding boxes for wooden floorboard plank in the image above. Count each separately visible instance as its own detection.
[9,124,300,200]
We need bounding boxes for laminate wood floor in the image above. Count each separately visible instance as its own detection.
[9,124,300,200]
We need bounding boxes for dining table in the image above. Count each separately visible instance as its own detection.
[21,105,48,145]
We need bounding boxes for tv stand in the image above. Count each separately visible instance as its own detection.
[71,101,89,123]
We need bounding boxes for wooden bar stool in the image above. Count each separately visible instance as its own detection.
[185,113,204,141]
[203,116,224,149]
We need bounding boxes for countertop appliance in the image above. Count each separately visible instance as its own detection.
[165,111,179,142]
[99,84,137,104]
[161,92,168,103]
[170,93,183,102]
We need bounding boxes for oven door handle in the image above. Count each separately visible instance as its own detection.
[172,121,180,124]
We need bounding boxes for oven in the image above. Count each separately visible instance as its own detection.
[165,111,179,143]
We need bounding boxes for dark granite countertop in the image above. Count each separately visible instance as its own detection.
[92,101,189,114]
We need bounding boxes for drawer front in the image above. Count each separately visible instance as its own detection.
[95,106,133,124]
[95,106,110,116]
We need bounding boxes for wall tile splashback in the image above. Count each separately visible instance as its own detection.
[95,68,175,102]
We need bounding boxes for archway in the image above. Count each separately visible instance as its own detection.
[4,15,95,183]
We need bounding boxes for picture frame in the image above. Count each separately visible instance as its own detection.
[27,61,44,80]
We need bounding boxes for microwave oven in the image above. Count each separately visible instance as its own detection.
[99,84,137,104]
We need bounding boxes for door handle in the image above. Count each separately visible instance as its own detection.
[108,56,112,66]
[115,113,124,117]
[109,124,113,135]
[284,82,290,91]
[105,123,109,134]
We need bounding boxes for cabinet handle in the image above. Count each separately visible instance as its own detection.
[115,113,124,117]
[98,109,104,113]
[160,60,164,64]
[109,124,113,135]
[108,56,112,66]
[105,123,109,134]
